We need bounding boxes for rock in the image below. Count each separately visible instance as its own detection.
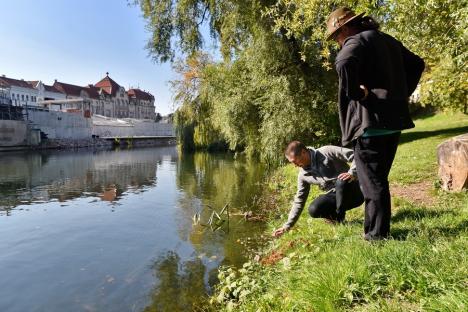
[437,133,468,191]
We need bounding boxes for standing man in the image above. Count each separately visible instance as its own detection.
[272,141,364,238]
[326,8,425,240]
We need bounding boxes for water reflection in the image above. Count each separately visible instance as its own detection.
[139,153,268,311]
[0,148,266,311]
[175,153,267,266]
[143,251,208,312]
[0,147,177,213]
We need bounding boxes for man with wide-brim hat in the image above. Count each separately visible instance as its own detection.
[326,7,425,241]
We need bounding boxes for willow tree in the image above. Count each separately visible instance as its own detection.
[132,0,341,161]
[170,52,227,151]
[133,0,465,162]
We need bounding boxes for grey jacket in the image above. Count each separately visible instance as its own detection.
[283,146,356,230]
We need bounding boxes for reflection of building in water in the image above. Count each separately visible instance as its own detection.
[0,147,178,210]
[100,186,117,202]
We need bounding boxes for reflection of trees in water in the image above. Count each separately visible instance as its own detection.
[175,152,267,266]
[176,152,266,217]
[0,147,177,211]
[143,251,208,312]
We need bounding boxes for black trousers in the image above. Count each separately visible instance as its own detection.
[353,133,400,239]
[308,179,364,220]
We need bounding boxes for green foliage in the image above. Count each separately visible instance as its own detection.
[212,262,264,309]
[202,31,340,162]
[171,52,226,151]
[382,0,467,112]
[135,0,467,163]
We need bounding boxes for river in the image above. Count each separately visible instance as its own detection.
[0,147,267,311]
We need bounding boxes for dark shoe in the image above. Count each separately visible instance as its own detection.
[336,210,346,223]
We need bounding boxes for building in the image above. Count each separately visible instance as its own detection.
[94,74,129,118]
[0,73,157,120]
[0,75,39,107]
[28,81,66,102]
[127,88,156,120]
[53,73,156,119]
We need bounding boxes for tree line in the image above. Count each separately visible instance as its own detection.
[133,0,467,164]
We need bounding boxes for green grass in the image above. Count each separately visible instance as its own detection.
[211,112,468,312]
[390,112,468,185]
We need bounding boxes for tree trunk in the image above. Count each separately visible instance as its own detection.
[437,133,468,191]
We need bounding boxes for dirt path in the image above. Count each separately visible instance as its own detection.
[390,180,437,206]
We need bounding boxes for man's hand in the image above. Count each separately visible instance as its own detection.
[359,85,369,101]
[272,227,288,238]
[338,172,354,181]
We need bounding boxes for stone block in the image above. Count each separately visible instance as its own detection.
[437,133,468,191]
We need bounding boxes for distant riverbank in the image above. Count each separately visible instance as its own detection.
[0,137,176,152]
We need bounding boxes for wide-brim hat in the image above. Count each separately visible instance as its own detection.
[326,7,365,40]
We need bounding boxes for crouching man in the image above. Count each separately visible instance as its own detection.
[272,141,364,238]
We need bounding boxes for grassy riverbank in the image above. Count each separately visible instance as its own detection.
[211,113,468,312]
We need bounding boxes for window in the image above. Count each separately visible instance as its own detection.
[11,93,14,98]
[26,95,29,101]
[21,94,24,101]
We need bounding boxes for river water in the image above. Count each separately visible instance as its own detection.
[0,147,267,312]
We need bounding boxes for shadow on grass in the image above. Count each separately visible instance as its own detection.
[399,125,468,145]
[391,219,468,241]
[343,219,363,226]
[390,207,463,240]
[391,207,455,222]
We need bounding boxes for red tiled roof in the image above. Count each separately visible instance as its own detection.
[0,76,35,89]
[94,74,121,96]
[127,88,154,101]
[53,81,84,97]
[84,85,100,99]
[44,84,63,94]
[27,81,63,94]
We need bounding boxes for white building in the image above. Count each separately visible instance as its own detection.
[0,75,39,107]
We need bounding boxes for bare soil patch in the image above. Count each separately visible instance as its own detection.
[391,180,437,206]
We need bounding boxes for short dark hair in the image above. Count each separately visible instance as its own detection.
[285,141,307,157]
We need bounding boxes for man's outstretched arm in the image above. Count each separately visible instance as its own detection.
[272,175,310,237]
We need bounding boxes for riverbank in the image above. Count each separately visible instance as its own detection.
[0,137,177,152]
[211,113,468,311]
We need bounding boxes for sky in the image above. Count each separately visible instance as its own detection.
[0,0,210,115]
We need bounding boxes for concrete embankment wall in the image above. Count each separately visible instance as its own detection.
[0,120,27,146]
[27,109,92,139]
[92,116,175,137]
[1,110,175,151]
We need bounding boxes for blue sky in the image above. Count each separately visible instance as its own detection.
[0,0,212,115]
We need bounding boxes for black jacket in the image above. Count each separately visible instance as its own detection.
[335,30,425,146]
